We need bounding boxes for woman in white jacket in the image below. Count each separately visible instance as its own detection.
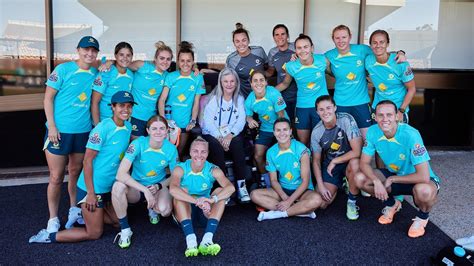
[202,67,249,204]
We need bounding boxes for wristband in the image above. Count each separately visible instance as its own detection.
[155,183,163,191]
[398,107,406,114]
[190,119,197,124]
[212,194,219,203]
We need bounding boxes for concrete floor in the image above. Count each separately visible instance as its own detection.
[1,149,472,242]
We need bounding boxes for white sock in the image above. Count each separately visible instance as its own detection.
[257,210,288,221]
[121,227,132,234]
[186,234,197,249]
[201,232,214,245]
[296,211,317,219]
[347,199,356,204]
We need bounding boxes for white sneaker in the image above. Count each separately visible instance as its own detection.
[114,228,133,249]
[65,207,82,229]
[46,217,60,233]
[237,180,250,203]
[29,229,51,243]
[456,235,474,246]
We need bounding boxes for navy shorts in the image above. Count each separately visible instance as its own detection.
[378,168,440,196]
[130,117,148,137]
[295,107,320,130]
[285,100,296,124]
[43,129,88,155]
[76,187,111,209]
[337,103,372,129]
[322,162,348,189]
[255,130,275,147]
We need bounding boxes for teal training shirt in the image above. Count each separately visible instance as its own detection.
[164,71,206,128]
[325,44,372,106]
[45,61,98,133]
[363,123,440,184]
[92,64,134,121]
[365,53,414,111]
[283,54,328,108]
[244,86,288,133]
[266,139,314,190]
[124,137,179,186]
[178,160,218,198]
[77,118,132,193]
[131,61,168,121]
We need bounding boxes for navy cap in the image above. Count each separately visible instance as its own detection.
[77,36,100,51]
[109,91,137,105]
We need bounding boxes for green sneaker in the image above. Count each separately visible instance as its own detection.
[148,209,160,225]
[114,229,133,249]
[346,201,359,221]
[185,247,199,257]
[199,243,221,256]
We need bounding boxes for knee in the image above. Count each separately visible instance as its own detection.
[49,174,64,186]
[87,228,103,240]
[413,184,435,202]
[157,202,172,217]
[112,182,127,198]
[67,165,82,178]
[353,172,366,188]
[250,189,261,202]
[308,193,322,209]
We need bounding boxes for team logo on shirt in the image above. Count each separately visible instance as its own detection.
[148,88,156,96]
[189,85,195,91]
[399,154,406,160]
[93,77,102,86]
[316,72,322,78]
[413,144,426,157]
[267,106,274,111]
[293,162,299,168]
[388,74,395,80]
[78,92,88,102]
[132,125,138,131]
[201,183,208,189]
[126,144,135,154]
[51,142,60,149]
[346,72,356,81]
[161,160,166,165]
[255,59,261,66]
[48,72,58,82]
[356,60,362,67]
[404,67,413,76]
[88,133,101,144]
[177,94,186,102]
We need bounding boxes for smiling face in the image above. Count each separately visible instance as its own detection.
[250,72,267,97]
[332,29,351,52]
[178,52,194,75]
[233,32,250,56]
[295,38,313,62]
[316,99,337,125]
[273,27,289,48]
[112,102,133,121]
[190,141,209,168]
[273,120,292,144]
[375,103,398,136]
[77,47,98,65]
[146,120,168,143]
[155,50,172,72]
[221,74,237,97]
[370,33,389,57]
[115,47,133,69]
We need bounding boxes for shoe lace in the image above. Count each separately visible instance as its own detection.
[381,206,392,216]
[113,232,122,244]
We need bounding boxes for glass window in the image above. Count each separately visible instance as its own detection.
[52,0,176,62]
[307,0,360,53]
[181,0,304,64]
[364,0,474,70]
[0,0,46,96]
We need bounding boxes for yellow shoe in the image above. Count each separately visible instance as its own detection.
[185,247,199,257]
[408,217,428,238]
[378,200,402,225]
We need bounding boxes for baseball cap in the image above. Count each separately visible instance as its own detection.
[77,36,100,51]
[109,91,137,105]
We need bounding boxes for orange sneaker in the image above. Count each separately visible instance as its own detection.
[255,206,266,212]
[378,200,402,224]
[408,217,429,238]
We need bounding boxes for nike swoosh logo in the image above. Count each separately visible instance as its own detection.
[140,160,147,163]
[145,76,153,80]
[71,82,79,85]
[296,76,304,80]
[323,141,329,145]
[238,67,244,71]
[273,58,279,62]
[112,141,120,144]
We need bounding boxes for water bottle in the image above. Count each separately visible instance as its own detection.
[165,105,172,120]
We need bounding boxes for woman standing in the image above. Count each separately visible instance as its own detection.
[202,67,248,203]
[42,36,99,233]
[158,41,206,157]
[91,42,134,125]
[29,91,134,244]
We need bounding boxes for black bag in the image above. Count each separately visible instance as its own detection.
[431,245,474,265]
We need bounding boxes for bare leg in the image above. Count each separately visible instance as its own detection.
[56,204,104,242]
[250,188,282,210]
[296,129,310,147]
[412,182,438,213]
[45,150,67,219]
[286,190,322,216]
[154,187,173,217]
[253,144,268,174]
[67,153,84,207]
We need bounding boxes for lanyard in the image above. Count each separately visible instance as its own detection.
[218,95,234,126]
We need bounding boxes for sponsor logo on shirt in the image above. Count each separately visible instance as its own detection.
[389,164,399,171]
[413,143,426,157]
[126,144,135,154]
[277,97,285,106]
[93,77,102,86]
[404,67,413,76]
[78,92,88,102]
[284,171,294,180]
[378,83,387,92]
[346,72,356,81]
[88,133,102,144]
[48,72,58,82]
[177,94,186,102]
[148,88,156,96]
[330,142,340,150]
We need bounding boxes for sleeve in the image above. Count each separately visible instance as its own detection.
[401,63,414,83]
[124,138,140,162]
[409,131,430,165]
[342,115,361,140]
[283,62,294,77]
[45,64,64,90]
[168,145,179,171]
[267,47,277,67]
[244,97,253,116]
[362,44,373,58]
[310,128,323,154]
[273,89,287,113]
[92,72,107,94]
[164,73,174,88]
[298,143,311,161]
[196,74,206,95]
[229,96,246,135]
[86,122,106,151]
[362,128,376,156]
[202,97,221,138]
[260,47,269,64]
[265,149,277,172]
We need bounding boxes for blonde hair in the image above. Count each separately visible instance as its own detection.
[154,41,173,60]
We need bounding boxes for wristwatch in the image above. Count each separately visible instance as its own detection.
[398,107,406,114]
[189,119,197,124]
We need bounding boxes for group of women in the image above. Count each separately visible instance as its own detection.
[29,22,417,257]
